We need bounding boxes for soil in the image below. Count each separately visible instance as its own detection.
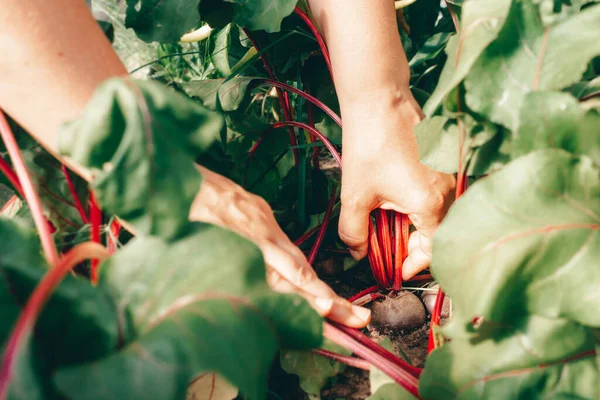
[270,256,436,400]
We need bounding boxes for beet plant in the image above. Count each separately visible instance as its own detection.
[1,0,600,399]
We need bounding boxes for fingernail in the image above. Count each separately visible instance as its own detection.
[352,305,371,322]
[315,297,333,312]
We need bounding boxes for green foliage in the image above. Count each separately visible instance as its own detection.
[280,340,351,395]
[59,78,224,240]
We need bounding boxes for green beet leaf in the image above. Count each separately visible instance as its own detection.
[228,0,298,33]
[464,1,600,131]
[431,149,600,328]
[54,298,278,400]
[125,0,201,43]
[423,0,512,115]
[0,217,123,398]
[59,78,224,240]
[280,339,351,396]
[415,116,459,174]
[514,91,600,165]
[209,24,250,77]
[420,316,599,399]
[53,223,321,400]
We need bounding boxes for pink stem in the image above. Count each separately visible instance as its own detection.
[0,156,24,197]
[324,323,421,398]
[0,110,58,265]
[260,79,342,128]
[272,122,341,167]
[242,29,299,165]
[294,7,334,82]
[294,223,322,246]
[348,285,379,303]
[312,349,370,371]
[89,193,102,285]
[307,184,338,264]
[0,243,110,400]
[330,322,423,378]
[61,164,89,224]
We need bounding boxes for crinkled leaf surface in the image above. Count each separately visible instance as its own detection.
[59,78,224,240]
[423,0,512,115]
[125,0,201,43]
[431,149,600,327]
[54,223,322,400]
[209,24,249,77]
[183,77,253,112]
[514,91,600,165]
[420,316,599,399]
[280,339,350,395]
[464,1,600,130]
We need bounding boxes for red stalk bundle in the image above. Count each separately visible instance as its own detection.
[89,193,102,285]
[367,210,410,290]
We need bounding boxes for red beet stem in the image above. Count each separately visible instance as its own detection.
[0,110,58,265]
[376,209,394,284]
[324,323,421,398]
[272,122,341,167]
[347,285,379,303]
[89,193,102,284]
[330,322,423,378]
[312,349,370,371]
[61,164,89,224]
[368,218,389,288]
[307,185,338,264]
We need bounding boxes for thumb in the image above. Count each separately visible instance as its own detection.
[338,198,371,260]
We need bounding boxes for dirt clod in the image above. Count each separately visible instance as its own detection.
[370,291,426,330]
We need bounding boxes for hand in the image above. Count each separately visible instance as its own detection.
[189,166,371,328]
[339,89,455,279]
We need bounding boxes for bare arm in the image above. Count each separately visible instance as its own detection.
[0,0,370,327]
[307,0,455,277]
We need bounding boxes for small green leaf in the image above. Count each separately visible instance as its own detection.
[209,24,249,76]
[125,0,201,43]
[280,340,350,396]
[409,32,452,68]
[59,78,224,240]
[465,1,600,130]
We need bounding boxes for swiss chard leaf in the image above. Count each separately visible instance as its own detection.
[514,91,600,165]
[420,316,599,399]
[464,1,600,131]
[424,0,512,115]
[431,149,600,328]
[59,78,224,240]
[54,224,322,400]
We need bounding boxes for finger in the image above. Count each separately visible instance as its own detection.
[267,268,370,326]
[407,230,433,257]
[267,269,334,316]
[402,247,431,280]
[327,297,372,328]
[338,197,371,260]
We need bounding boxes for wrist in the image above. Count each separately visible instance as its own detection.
[340,86,422,125]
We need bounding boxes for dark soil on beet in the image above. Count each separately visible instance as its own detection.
[269,256,433,400]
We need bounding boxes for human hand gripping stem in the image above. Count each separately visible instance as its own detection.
[306,0,456,279]
[339,91,455,278]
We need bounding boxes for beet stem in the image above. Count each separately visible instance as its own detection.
[0,110,58,265]
[312,349,370,371]
[61,164,89,224]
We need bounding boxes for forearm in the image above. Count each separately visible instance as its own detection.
[0,0,126,179]
[306,0,412,112]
